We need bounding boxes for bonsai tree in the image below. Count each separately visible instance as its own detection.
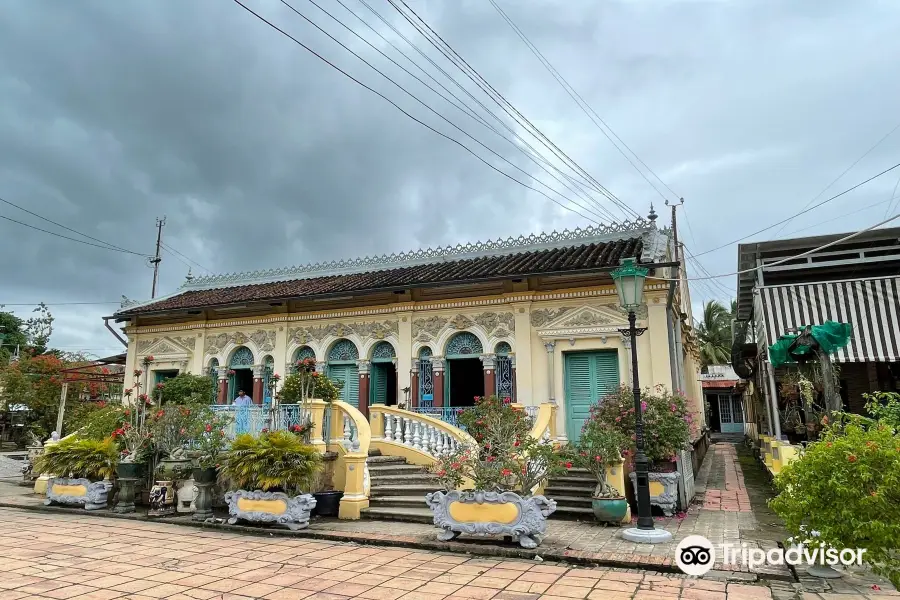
[568,417,630,498]
[593,385,692,468]
[195,412,233,470]
[219,430,323,496]
[33,437,118,481]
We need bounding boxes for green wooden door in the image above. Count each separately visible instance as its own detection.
[328,364,360,408]
[564,351,620,441]
[371,364,387,405]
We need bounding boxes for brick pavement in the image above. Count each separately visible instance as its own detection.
[0,507,886,600]
[0,441,895,595]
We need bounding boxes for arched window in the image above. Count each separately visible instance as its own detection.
[263,356,275,404]
[494,342,513,400]
[446,332,483,357]
[230,346,254,367]
[418,346,433,407]
[328,339,359,362]
[371,341,396,362]
[294,345,316,362]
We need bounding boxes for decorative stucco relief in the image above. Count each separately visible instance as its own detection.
[473,311,514,333]
[204,329,276,356]
[412,316,448,340]
[137,336,195,355]
[530,306,577,328]
[288,319,398,344]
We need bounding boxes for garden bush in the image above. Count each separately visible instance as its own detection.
[770,417,900,586]
[33,437,118,480]
[219,430,322,495]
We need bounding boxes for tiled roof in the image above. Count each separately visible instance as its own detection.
[117,236,645,316]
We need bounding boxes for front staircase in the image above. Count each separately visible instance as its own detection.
[361,455,438,523]
[360,456,600,523]
[544,468,598,521]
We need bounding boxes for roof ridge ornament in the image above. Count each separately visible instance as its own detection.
[181,219,650,291]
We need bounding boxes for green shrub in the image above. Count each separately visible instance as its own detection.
[592,385,692,466]
[567,417,630,497]
[69,404,124,441]
[153,373,215,405]
[219,430,322,495]
[864,391,900,429]
[770,418,900,586]
[33,437,118,480]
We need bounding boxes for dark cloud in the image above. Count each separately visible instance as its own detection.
[1,0,898,355]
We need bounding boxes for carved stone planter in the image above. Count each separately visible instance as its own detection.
[224,490,316,531]
[45,477,113,511]
[629,471,678,516]
[424,490,557,549]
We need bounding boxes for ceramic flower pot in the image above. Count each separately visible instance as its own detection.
[424,490,557,549]
[591,496,628,524]
[115,462,144,480]
[312,491,343,517]
[192,467,217,484]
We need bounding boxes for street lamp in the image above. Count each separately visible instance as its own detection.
[611,258,673,544]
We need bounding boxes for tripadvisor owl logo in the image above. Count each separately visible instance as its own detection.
[675,535,716,576]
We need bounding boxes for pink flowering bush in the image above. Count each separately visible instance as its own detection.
[592,385,691,468]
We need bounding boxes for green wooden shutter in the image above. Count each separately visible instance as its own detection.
[345,365,360,408]
[371,364,387,405]
[564,354,594,442]
[594,352,620,396]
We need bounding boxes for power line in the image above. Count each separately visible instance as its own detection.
[160,242,212,274]
[386,0,640,221]
[231,0,604,225]
[884,174,900,219]
[0,214,149,257]
[487,0,678,204]
[785,194,899,237]
[278,0,616,224]
[772,121,900,238]
[0,302,119,306]
[0,195,144,255]
[307,0,619,223]
[691,162,900,259]
[648,212,900,282]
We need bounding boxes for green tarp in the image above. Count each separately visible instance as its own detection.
[768,321,852,368]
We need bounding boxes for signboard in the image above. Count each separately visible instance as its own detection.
[422,394,433,402]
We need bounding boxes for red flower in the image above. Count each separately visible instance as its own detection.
[179,428,186,434]
[312,371,319,378]
[144,355,155,363]
[156,383,164,389]
[565,462,573,469]
[124,389,133,397]
[451,462,461,469]
[595,455,603,462]
[848,455,857,463]
[133,369,143,377]
[97,401,106,408]
[513,440,520,447]
[487,456,495,462]
[155,410,165,418]
[501,468,512,476]
[205,424,212,433]
[261,428,269,433]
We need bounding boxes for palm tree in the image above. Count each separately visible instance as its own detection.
[697,300,733,368]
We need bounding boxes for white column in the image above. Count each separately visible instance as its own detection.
[191,331,205,374]
[274,324,288,377]
[397,312,413,404]
[620,332,633,383]
[544,340,556,403]
[512,302,533,405]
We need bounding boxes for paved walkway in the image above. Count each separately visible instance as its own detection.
[1,440,895,597]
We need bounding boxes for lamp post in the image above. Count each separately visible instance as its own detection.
[611,258,673,544]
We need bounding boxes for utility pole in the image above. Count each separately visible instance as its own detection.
[150,216,166,299]
[667,198,684,267]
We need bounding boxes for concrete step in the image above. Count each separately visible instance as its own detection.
[366,455,407,465]
[550,475,596,485]
[368,495,429,509]
[370,483,437,496]
[368,448,383,457]
[360,506,434,523]
[367,464,429,476]
[549,495,594,508]
[545,485,594,496]
[552,505,597,521]
[370,474,438,487]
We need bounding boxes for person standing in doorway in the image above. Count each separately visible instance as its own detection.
[233,390,252,406]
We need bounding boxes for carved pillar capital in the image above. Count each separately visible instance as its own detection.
[544,340,556,353]
[357,360,371,375]
[480,354,496,370]
[430,357,445,374]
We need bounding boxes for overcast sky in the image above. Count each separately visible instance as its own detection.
[1,0,898,358]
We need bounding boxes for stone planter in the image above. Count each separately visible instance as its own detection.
[114,463,145,514]
[45,477,113,511]
[424,490,557,549]
[629,471,678,516]
[591,496,628,525]
[224,490,316,531]
[116,461,145,480]
[176,479,195,513]
[192,468,217,522]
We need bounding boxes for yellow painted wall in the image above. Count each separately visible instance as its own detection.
[123,285,694,435]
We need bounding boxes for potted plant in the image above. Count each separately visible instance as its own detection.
[35,437,118,510]
[568,416,631,524]
[191,413,232,521]
[218,429,322,530]
[594,386,691,516]
[147,402,212,516]
[424,395,564,549]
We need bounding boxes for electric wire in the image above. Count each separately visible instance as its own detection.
[232,0,606,225]
[772,121,900,238]
[785,194,899,238]
[691,162,900,259]
[386,0,641,221]
[160,242,212,274]
[0,214,149,257]
[0,195,144,255]
[884,174,900,219]
[647,212,900,282]
[487,0,678,204]
[303,0,619,222]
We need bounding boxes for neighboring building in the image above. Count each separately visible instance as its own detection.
[701,365,746,434]
[112,210,703,442]
[734,226,900,440]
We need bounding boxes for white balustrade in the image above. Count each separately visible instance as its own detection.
[370,407,475,461]
[383,414,393,441]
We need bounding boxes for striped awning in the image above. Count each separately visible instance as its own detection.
[759,276,900,363]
